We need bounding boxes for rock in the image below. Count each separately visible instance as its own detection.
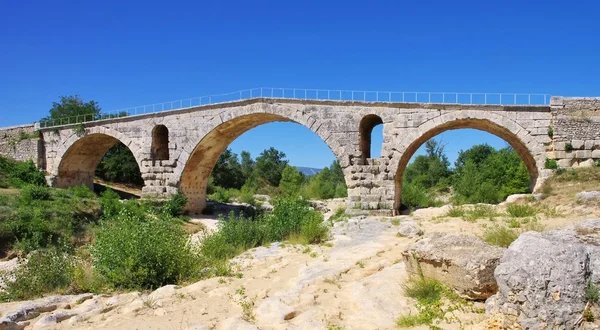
[0,321,25,330]
[32,311,77,329]
[255,297,296,324]
[486,218,600,329]
[576,191,600,202]
[579,159,595,168]
[220,317,259,330]
[396,219,423,238]
[309,200,328,212]
[402,233,504,300]
[149,284,178,299]
[505,194,533,203]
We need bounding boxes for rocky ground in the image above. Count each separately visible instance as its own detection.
[2,193,600,330]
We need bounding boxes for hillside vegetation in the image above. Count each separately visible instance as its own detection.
[0,155,327,302]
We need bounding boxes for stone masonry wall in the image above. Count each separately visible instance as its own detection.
[0,124,43,166]
[0,96,596,215]
[549,97,600,168]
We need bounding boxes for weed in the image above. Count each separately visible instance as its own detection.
[545,159,558,169]
[586,281,600,304]
[391,219,401,226]
[482,226,519,248]
[506,204,538,218]
[565,143,574,152]
[445,206,465,218]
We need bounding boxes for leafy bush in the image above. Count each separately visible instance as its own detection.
[0,247,74,301]
[545,158,558,169]
[401,182,439,209]
[482,226,519,247]
[91,205,200,289]
[201,197,328,262]
[20,184,50,203]
[99,188,121,218]
[0,157,47,188]
[403,276,444,305]
[208,186,232,203]
[68,185,96,199]
[506,204,538,218]
[162,192,188,217]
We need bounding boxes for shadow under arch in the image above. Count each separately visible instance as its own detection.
[179,112,342,214]
[55,133,142,190]
[393,118,539,212]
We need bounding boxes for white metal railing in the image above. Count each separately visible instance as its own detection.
[38,87,551,128]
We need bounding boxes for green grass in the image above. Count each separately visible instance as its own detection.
[506,204,538,218]
[482,226,519,247]
[329,206,348,223]
[444,205,500,222]
[397,275,479,328]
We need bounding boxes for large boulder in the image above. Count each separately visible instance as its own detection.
[402,233,504,300]
[486,218,600,329]
[396,219,423,238]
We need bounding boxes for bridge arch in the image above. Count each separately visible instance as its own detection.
[52,127,144,190]
[392,111,544,212]
[178,105,345,213]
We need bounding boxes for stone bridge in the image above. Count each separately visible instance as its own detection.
[1,96,599,215]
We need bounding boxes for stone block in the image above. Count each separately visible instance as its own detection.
[558,159,574,168]
[554,141,566,151]
[576,150,592,159]
[572,140,584,149]
[585,140,595,150]
[579,159,595,168]
[593,150,600,158]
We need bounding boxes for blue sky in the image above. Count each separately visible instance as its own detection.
[1,1,598,168]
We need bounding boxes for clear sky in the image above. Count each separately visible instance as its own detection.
[1,1,598,168]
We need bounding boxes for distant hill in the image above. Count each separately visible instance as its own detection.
[296,166,322,176]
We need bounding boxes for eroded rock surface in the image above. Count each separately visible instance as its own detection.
[487,218,600,329]
[402,232,504,300]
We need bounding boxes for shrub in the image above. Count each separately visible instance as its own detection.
[565,142,574,152]
[200,197,329,261]
[547,127,554,138]
[544,158,558,169]
[19,184,51,203]
[91,205,201,289]
[0,247,74,301]
[506,204,538,218]
[162,192,188,217]
[99,188,121,218]
[2,158,47,188]
[208,186,232,203]
[68,185,96,199]
[482,226,519,247]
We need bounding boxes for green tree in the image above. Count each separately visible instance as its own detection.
[210,149,244,189]
[42,95,101,124]
[279,165,304,197]
[240,151,255,180]
[95,143,143,185]
[254,147,288,187]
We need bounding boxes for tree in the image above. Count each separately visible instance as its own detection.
[95,143,143,185]
[279,165,304,197]
[254,147,288,187]
[42,95,101,124]
[210,149,244,189]
[240,151,255,180]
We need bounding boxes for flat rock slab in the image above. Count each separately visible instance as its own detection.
[402,232,504,300]
[576,191,600,202]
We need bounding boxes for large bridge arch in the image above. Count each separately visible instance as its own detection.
[178,104,346,213]
[391,111,545,212]
[51,127,144,190]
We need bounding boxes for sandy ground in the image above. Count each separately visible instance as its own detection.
[1,196,599,330]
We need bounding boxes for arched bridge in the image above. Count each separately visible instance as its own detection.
[2,89,599,215]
